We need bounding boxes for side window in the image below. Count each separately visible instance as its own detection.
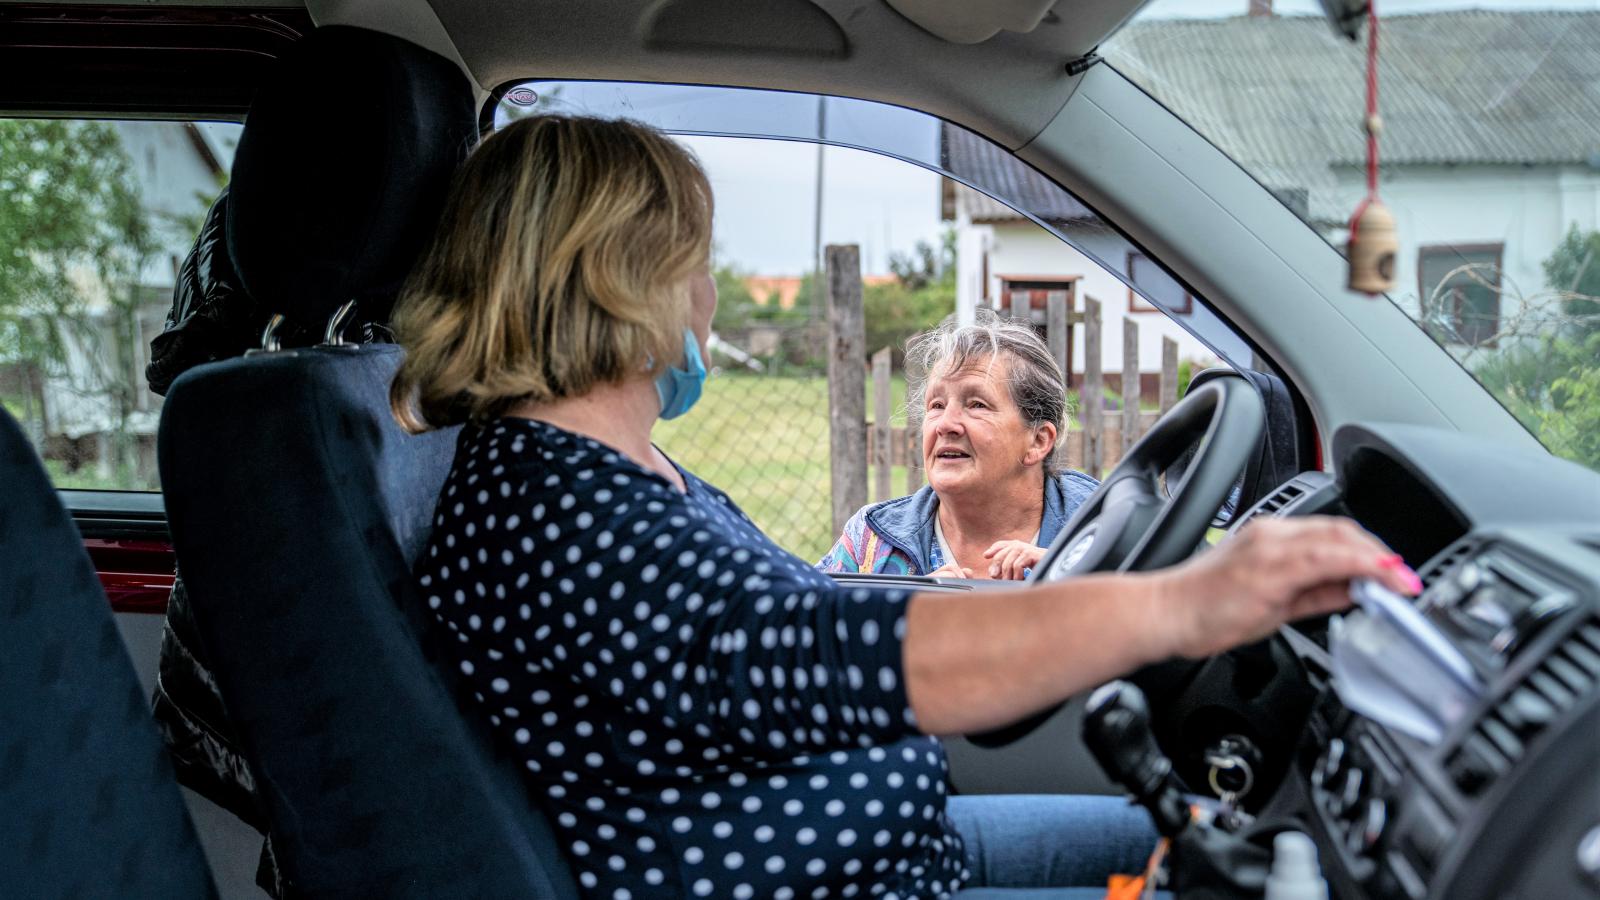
[1126,251,1192,315]
[494,84,1246,558]
[0,119,237,491]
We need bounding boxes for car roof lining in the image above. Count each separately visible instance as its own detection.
[399,0,1144,151]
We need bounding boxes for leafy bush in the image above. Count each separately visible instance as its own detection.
[1470,229,1600,472]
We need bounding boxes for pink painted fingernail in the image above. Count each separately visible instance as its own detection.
[1378,554,1405,569]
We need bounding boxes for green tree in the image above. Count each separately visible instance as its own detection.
[865,231,957,363]
[711,262,759,333]
[1541,224,1600,337]
[0,120,153,469]
[1472,228,1600,472]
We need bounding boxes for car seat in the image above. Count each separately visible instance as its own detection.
[0,406,218,899]
[157,26,578,899]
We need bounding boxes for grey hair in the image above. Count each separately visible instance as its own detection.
[905,309,1072,473]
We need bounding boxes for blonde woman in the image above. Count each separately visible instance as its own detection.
[390,115,1417,900]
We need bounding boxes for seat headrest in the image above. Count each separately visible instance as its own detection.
[227,25,476,332]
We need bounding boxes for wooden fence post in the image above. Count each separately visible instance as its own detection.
[871,347,892,503]
[826,245,867,536]
[1122,317,1141,458]
[1080,296,1103,477]
[903,352,924,494]
[1160,336,1180,414]
[1046,290,1070,380]
[1009,290,1030,323]
[905,428,922,494]
[1046,291,1070,470]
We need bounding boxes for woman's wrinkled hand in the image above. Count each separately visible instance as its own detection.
[982,540,1047,580]
[928,561,974,579]
[1154,516,1421,659]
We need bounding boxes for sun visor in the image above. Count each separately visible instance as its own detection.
[883,0,1060,44]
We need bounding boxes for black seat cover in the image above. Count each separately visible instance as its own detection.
[162,349,575,898]
[157,26,578,899]
[0,407,217,899]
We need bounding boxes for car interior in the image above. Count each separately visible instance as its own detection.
[2,1,1597,899]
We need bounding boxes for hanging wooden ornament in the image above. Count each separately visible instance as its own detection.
[1346,2,1396,295]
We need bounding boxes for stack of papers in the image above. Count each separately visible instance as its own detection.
[1330,579,1485,745]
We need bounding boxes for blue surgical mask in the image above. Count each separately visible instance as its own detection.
[655,327,707,420]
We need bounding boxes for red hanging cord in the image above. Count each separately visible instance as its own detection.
[1350,0,1381,229]
[1364,0,1380,198]
[1345,1,1395,294]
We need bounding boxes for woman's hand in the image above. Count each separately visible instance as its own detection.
[1153,516,1421,659]
[928,561,974,579]
[983,540,1046,580]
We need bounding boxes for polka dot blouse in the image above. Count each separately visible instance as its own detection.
[417,418,969,900]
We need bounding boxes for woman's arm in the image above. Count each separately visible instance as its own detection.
[903,516,1417,735]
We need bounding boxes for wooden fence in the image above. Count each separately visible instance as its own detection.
[825,243,1181,535]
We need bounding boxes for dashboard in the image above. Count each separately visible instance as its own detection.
[1239,423,1600,900]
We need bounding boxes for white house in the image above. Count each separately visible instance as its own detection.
[943,127,1217,394]
[947,8,1600,385]
[1104,9,1600,355]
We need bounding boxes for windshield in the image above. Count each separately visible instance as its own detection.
[1104,1,1600,473]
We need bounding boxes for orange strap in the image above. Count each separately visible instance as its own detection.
[1105,837,1169,900]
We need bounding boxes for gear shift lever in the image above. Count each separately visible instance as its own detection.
[1084,680,1192,837]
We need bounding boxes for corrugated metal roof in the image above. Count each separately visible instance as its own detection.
[956,10,1600,225]
[942,125,1095,224]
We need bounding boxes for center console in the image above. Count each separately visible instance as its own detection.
[1298,536,1600,899]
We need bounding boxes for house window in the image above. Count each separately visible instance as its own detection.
[1418,244,1502,347]
[1126,251,1192,314]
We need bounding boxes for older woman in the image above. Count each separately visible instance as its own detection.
[391,114,1416,900]
[821,313,1094,580]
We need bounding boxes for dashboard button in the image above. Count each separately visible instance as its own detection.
[1401,795,1455,871]
[1566,640,1600,679]
[1450,734,1508,795]
[1500,687,1556,734]
[1336,768,1364,816]
[1547,655,1594,695]
[1480,716,1523,762]
[1529,670,1576,709]
[1325,738,1346,776]
[1361,798,1388,853]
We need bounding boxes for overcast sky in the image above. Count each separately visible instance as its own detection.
[690,0,1600,277]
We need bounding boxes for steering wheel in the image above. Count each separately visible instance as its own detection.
[1033,374,1264,583]
[966,376,1266,750]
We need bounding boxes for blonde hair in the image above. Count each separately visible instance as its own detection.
[390,115,713,432]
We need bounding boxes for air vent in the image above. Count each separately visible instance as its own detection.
[1232,481,1307,531]
[1418,540,1476,591]
[1257,482,1306,516]
[1445,617,1600,796]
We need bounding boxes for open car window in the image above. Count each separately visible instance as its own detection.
[491,82,1248,559]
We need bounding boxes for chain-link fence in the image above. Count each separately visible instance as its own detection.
[654,367,837,563]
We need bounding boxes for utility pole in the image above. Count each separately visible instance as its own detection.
[810,96,827,325]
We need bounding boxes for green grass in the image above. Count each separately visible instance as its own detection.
[655,373,840,563]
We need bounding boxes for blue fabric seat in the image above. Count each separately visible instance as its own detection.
[154,25,579,898]
[0,407,217,899]
[160,346,579,898]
